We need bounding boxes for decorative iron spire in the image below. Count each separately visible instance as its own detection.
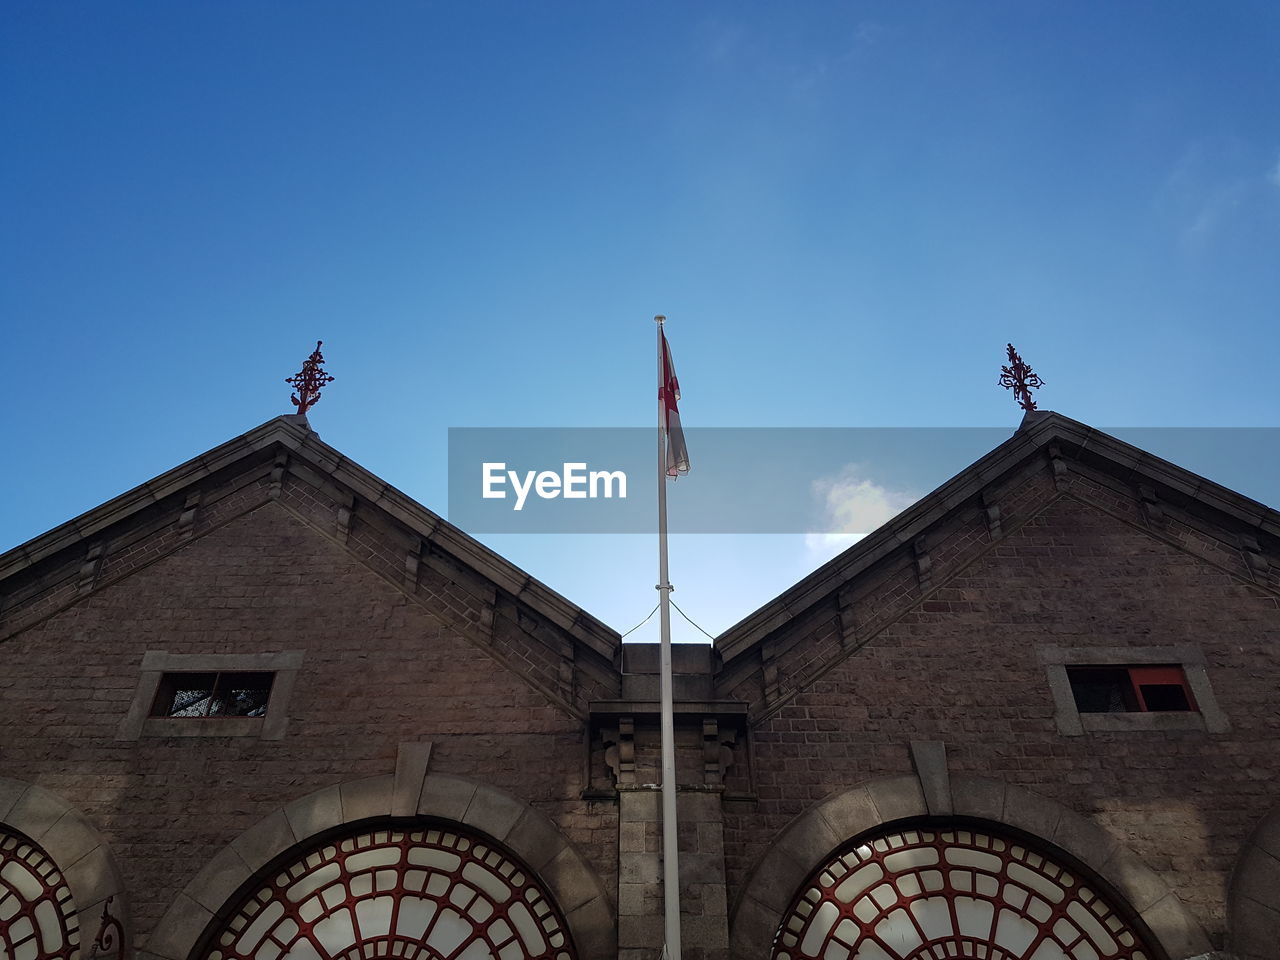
[285,340,335,415]
[999,342,1044,412]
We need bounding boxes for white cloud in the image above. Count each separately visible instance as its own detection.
[804,465,917,563]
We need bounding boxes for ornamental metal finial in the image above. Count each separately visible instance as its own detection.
[285,340,335,415]
[999,342,1045,412]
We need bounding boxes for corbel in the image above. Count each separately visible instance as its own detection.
[761,638,783,704]
[836,586,860,651]
[1241,534,1270,576]
[404,538,423,591]
[913,535,932,591]
[981,488,1003,540]
[76,544,105,596]
[177,491,202,541]
[1138,484,1164,527]
[269,451,289,500]
[1047,443,1069,491]
[335,493,355,544]
[557,638,575,702]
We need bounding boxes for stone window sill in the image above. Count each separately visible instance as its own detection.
[1079,712,1208,734]
[140,716,266,738]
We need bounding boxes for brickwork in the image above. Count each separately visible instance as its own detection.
[0,501,618,944]
[722,480,1280,953]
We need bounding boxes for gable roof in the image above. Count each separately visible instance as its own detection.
[715,410,1280,665]
[0,414,620,663]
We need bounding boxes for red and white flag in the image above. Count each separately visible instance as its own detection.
[660,329,690,477]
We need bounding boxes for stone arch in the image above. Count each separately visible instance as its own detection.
[730,774,1212,960]
[0,775,128,950]
[1228,802,1280,960]
[146,773,615,960]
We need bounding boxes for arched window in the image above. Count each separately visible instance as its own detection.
[773,825,1157,960]
[201,824,576,960]
[0,826,80,960]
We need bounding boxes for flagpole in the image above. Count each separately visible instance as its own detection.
[655,314,682,960]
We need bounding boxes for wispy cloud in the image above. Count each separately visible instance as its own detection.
[804,465,917,563]
[792,20,889,93]
[1159,141,1280,250]
[701,19,748,65]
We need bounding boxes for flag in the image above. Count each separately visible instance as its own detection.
[660,328,690,477]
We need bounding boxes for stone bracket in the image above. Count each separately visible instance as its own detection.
[1047,442,1069,491]
[404,538,423,591]
[1138,484,1165,527]
[1241,534,1269,576]
[269,451,289,500]
[177,491,202,541]
[762,654,782,704]
[836,587,860,651]
[76,544,104,596]
[913,535,932,591]
[557,638,575,702]
[981,489,1003,540]
[335,493,355,544]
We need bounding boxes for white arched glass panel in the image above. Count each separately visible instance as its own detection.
[203,826,574,960]
[0,827,80,960]
[773,826,1155,960]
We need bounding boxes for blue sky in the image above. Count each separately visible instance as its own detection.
[3,2,1278,642]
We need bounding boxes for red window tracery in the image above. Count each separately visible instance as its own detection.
[773,826,1157,960]
[0,826,80,960]
[201,825,575,960]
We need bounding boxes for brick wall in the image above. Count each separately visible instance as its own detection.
[0,500,618,938]
[722,481,1280,950]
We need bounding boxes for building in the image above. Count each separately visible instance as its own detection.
[0,410,1276,960]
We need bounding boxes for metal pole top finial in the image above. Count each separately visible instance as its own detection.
[654,314,666,324]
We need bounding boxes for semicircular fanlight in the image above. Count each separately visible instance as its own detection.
[202,825,575,960]
[773,825,1156,960]
[0,826,80,960]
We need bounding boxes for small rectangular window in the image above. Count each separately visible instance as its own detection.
[151,671,274,718]
[1067,665,1196,714]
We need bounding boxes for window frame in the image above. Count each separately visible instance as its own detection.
[117,650,303,740]
[149,669,276,719]
[1038,644,1229,736]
